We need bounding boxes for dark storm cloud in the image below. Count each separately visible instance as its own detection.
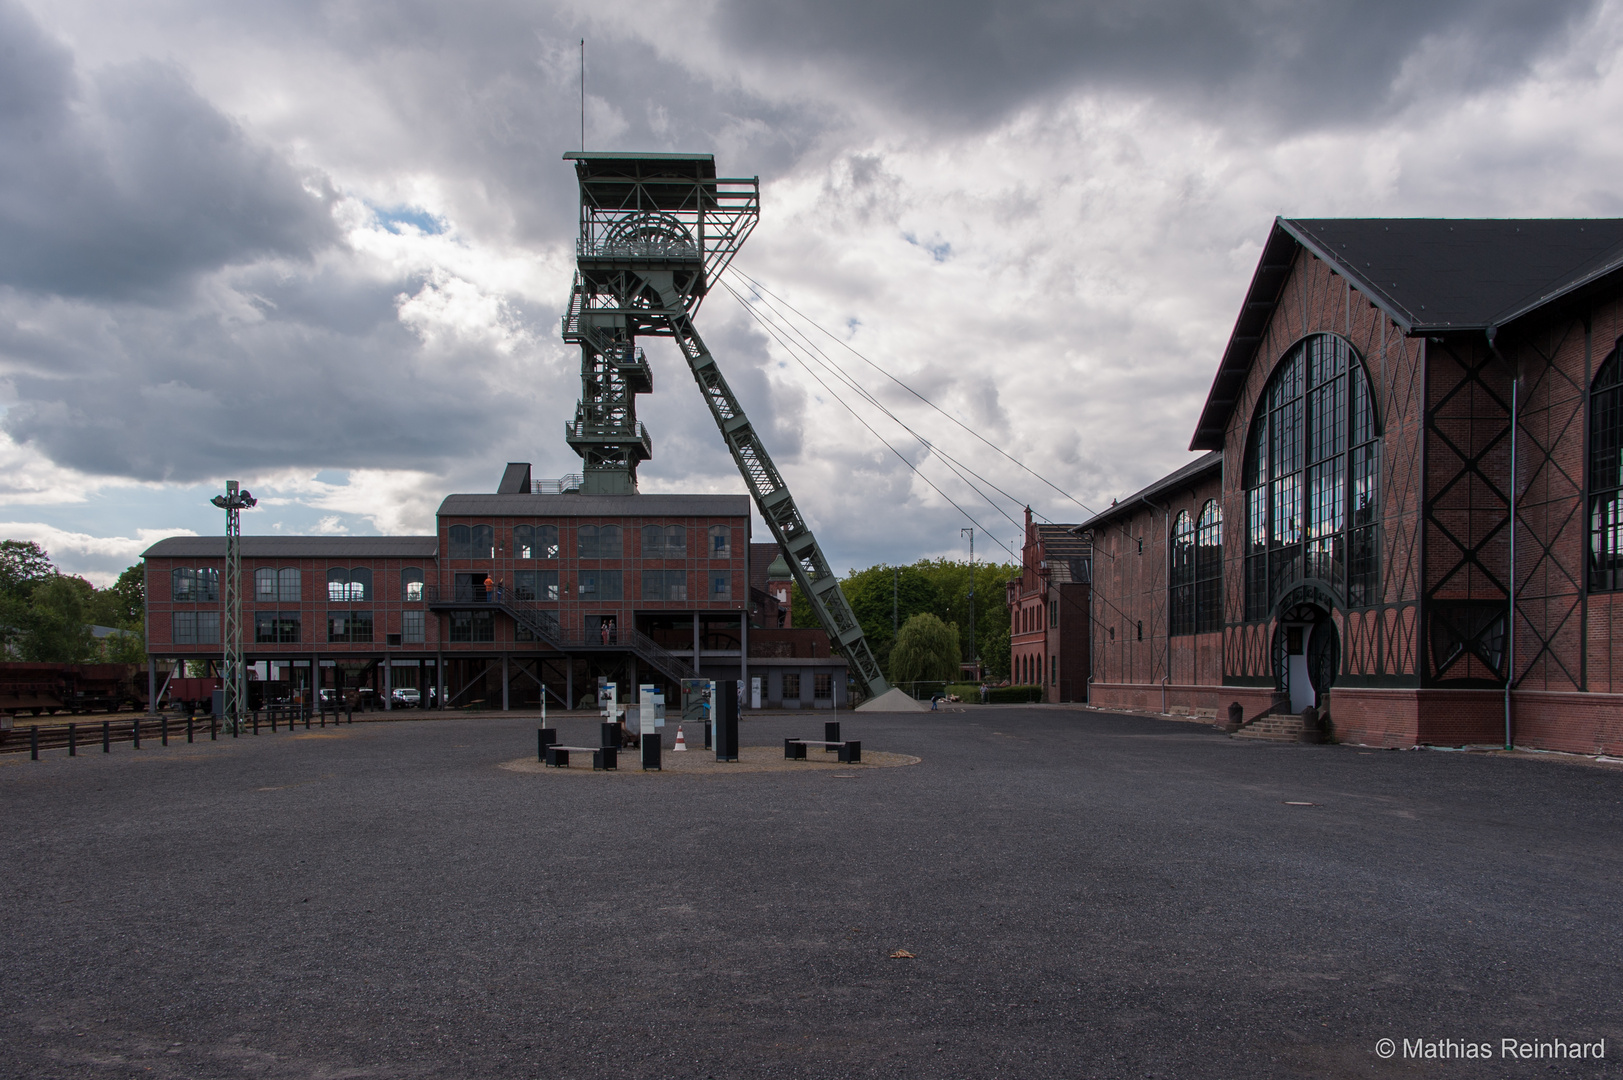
[0,0,334,301]
[709,0,1602,128]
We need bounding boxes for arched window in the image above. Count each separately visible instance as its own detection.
[514,525,535,559]
[471,525,494,559]
[1169,511,1195,636]
[1195,501,1223,633]
[448,524,471,559]
[255,567,277,602]
[1590,344,1623,590]
[278,567,300,602]
[579,525,622,559]
[537,525,559,559]
[1243,335,1379,620]
[643,524,686,556]
[401,567,424,602]
[327,567,372,602]
[708,525,731,557]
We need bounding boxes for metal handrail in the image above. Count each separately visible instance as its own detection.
[420,586,695,683]
[531,474,583,495]
[577,239,701,261]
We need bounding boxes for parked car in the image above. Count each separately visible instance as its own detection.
[391,687,420,707]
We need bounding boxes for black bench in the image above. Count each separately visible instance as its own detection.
[544,744,618,770]
[784,737,861,763]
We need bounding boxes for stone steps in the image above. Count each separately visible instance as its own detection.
[1233,714,1304,741]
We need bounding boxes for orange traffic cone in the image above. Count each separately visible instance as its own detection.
[673,725,688,752]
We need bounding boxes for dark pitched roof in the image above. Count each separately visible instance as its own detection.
[1075,451,1223,532]
[142,536,438,559]
[1034,524,1090,559]
[437,493,751,518]
[1190,217,1623,450]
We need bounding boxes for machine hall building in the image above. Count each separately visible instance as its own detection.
[1081,217,1623,755]
[142,464,851,712]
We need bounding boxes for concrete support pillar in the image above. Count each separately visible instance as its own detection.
[147,659,158,716]
[383,658,392,711]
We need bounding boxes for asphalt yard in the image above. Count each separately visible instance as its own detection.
[1,707,1619,1079]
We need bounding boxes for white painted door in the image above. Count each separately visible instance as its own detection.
[1286,624,1314,712]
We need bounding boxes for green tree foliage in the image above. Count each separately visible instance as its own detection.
[889,613,960,686]
[0,540,146,662]
[791,557,1019,681]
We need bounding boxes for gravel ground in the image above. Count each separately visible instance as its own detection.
[1,707,1619,1079]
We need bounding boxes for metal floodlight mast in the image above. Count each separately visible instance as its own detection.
[560,151,890,698]
[210,481,257,734]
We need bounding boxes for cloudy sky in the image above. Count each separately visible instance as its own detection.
[1,0,1620,583]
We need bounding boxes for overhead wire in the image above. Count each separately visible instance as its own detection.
[721,279,1021,561]
[727,267,1101,522]
[724,279,1032,543]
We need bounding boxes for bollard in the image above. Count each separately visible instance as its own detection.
[133,717,141,750]
[68,723,77,756]
[30,725,39,761]
[187,716,194,744]
[211,717,218,741]
[304,710,311,730]
[161,716,169,747]
[320,708,326,729]
[253,712,260,736]
[271,710,278,733]
[103,720,111,753]
[346,707,352,725]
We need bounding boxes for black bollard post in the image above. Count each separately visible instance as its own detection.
[320,707,326,728]
[133,717,141,750]
[346,706,352,725]
[253,712,260,736]
[68,723,77,757]
[211,717,218,741]
[161,715,169,746]
[102,720,111,753]
[271,710,277,733]
[187,716,194,744]
[30,725,39,761]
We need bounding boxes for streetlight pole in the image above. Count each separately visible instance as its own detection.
[961,527,975,682]
[211,481,257,735]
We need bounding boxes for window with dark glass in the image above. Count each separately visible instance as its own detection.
[1243,335,1379,620]
[578,525,622,559]
[277,567,300,602]
[708,525,731,557]
[643,524,686,557]
[782,673,801,699]
[449,611,493,643]
[1170,511,1195,636]
[173,611,220,644]
[642,570,687,601]
[255,568,277,602]
[1590,344,1623,590]
[471,525,494,559]
[514,525,535,559]
[1194,501,1223,633]
[514,569,560,601]
[448,524,471,559]
[401,610,425,644]
[578,570,622,601]
[401,567,424,602]
[328,610,374,643]
[255,611,300,644]
[814,673,833,700]
[711,573,732,600]
[537,525,559,559]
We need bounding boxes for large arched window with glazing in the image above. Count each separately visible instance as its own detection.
[1589,343,1623,589]
[1243,335,1379,620]
[1169,511,1195,635]
[1195,501,1223,633]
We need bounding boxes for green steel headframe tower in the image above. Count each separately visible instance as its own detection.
[210,480,256,734]
[561,151,890,698]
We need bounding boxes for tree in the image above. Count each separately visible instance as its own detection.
[889,612,960,687]
[14,574,97,662]
[0,540,53,601]
[99,564,146,629]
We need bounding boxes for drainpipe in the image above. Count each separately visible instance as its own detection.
[1487,325,1516,750]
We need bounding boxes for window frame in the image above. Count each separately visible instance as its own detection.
[1589,342,1623,591]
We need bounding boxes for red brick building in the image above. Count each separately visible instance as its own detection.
[1084,218,1623,753]
[144,464,850,710]
[1006,509,1091,701]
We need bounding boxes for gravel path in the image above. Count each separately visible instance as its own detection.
[2,707,1619,1078]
